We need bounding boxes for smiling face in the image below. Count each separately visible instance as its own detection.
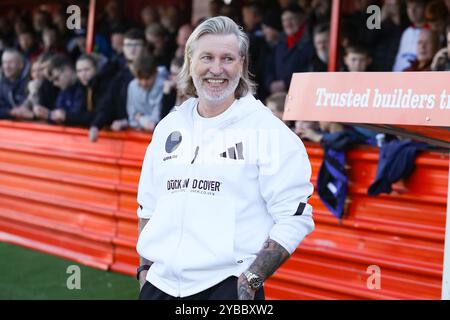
[1,51,24,80]
[416,29,438,63]
[281,11,302,36]
[190,33,243,106]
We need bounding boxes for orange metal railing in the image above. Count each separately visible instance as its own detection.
[0,120,447,299]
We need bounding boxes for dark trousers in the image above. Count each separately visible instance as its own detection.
[139,276,265,300]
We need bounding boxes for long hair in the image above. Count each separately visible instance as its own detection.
[177,16,255,99]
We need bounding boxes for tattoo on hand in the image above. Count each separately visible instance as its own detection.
[249,239,290,280]
[237,274,255,300]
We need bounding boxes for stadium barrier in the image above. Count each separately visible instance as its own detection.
[0,120,447,299]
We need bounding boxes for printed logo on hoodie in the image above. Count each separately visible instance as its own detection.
[164,131,182,161]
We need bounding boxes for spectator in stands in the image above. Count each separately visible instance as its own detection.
[277,0,292,9]
[174,24,193,58]
[97,0,131,38]
[52,8,71,43]
[161,56,186,119]
[343,44,378,142]
[299,121,345,143]
[255,12,283,100]
[220,3,240,21]
[266,92,289,123]
[310,23,329,72]
[0,48,31,120]
[20,57,45,112]
[341,0,380,49]
[67,29,88,62]
[127,53,167,132]
[141,5,160,28]
[160,5,180,41]
[0,16,15,49]
[306,0,331,31]
[33,53,60,121]
[90,29,146,134]
[17,30,42,61]
[109,25,127,69]
[42,26,65,54]
[48,55,95,127]
[392,0,428,71]
[431,23,450,70]
[67,13,112,61]
[242,2,264,37]
[145,23,173,69]
[32,10,52,38]
[209,0,224,17]
[343,44,373,72]
[370,0,409,71]
[242,2,265,96]
[424,0,449,46]
[261,12,283,47]
[14,18,30,38]
[265,4,314,94]
[404,28,440,71]
[73,54,110,140]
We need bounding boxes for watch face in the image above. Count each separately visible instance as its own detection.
[249,277,263,289]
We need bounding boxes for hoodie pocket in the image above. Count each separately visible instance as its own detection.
[136,193,184,265]
[175,193,236,271]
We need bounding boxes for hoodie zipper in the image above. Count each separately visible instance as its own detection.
[191,146,199,164]
[172,143,200,296]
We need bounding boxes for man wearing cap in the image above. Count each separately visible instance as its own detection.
[255,11,283,100]
[136,16,314,300]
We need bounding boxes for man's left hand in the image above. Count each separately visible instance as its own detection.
[237,273,256,300]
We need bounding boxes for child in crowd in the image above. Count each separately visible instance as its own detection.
[126,53,168,131]
[343,44,372,72]
[266,92,287,121]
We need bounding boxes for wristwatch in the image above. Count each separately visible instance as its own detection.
[243,271,263,290]
[136,265,150,280]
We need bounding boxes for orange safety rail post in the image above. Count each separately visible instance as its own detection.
[0,120,447,299]
[86,0,96,54]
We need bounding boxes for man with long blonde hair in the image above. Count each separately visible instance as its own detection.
[136,16,314,300]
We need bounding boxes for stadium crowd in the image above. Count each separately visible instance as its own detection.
[0,0,449,144]
[1,0,449,219]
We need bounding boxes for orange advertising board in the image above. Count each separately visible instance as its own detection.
[283,72,450,127]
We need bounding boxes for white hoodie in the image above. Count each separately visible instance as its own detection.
[136,93,314,297]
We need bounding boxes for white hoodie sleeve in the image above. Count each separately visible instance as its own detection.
[137,138,158,219]
[258,124,315,254]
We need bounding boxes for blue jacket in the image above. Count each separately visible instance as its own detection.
[54,82,94,127]
[0,63,29,119]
